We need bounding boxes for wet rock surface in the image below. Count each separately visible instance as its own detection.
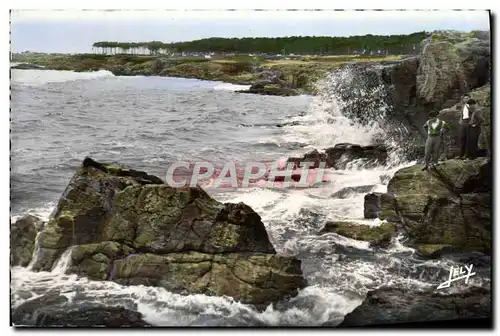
[287,143,388,170]
[11,215,43,267]
[339,286,491,327]
[29,157,306,307]
[319,221,396,248]
[377,158,491,254]
[12,293,151,327]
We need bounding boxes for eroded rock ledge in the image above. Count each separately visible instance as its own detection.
[14,157,306,308]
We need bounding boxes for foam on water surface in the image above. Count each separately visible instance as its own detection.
[10,67,490,326]
[11,69,115,86]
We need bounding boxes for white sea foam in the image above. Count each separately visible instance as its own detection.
[10,64,489,326]
[11,202,56,223]
[213,83,252,91]
[11,69,115,86]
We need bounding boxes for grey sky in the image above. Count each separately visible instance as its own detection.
[10,10,491,53]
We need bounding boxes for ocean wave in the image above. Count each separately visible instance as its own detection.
[10,202,56,222]
[11,69,115,87]
[212,83,252,92]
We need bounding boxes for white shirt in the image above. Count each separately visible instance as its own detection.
[430,120,440,131]
[462,104,470,120]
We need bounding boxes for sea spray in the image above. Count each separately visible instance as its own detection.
[51,246,75,275]
[10,69,490,326]
[26,231,42,271]
[305,66,410,168]
[10,69,115,87]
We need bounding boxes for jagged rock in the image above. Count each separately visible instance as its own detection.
[12,293,68,325]
[11,63,45,70]
[363,192,383,219]
[293,208,324,228]
[462,157,491,193]
[287,144,388,170]
[418,193,491,254]
[32,157,306,307]
[376,31,491,162]
[68,241,135,280]
[382,56,420,109]
[12,293,150,327]
[112,252,303,306]
[469,83,492,107]
[386,158,489,197]
[237,83,299,96]
[11,215,43,267]
[287,149,327,169]
[417,41,467,108]
[416,244,455,258]
[379,158,491,254]
[417,31,490,108]
[276,121,301,128]
[455,38,491,90]
[331,185,376,199]
[325,144,388,169]
[319,221,396,248]
[339,286,491,326]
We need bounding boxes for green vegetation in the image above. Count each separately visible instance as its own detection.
[12,32,430,95]
[91,32,426,55]
[12,52,402,94]
[417,244,453,258]
[320,221,396,247]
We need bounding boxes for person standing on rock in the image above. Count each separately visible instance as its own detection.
[465,99,483,159]
[422,111,449,170]
[456,95,482,159]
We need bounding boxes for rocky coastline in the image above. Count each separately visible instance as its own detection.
[11,29,491,327]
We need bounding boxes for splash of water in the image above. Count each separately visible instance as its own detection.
[10,69,115,87]
[51,247,75,275]
[26,231,42,271]
[279,65,410,168]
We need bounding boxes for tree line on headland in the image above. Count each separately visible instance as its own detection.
[92,32,427,56]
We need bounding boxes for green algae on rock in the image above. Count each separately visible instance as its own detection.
[376,158,491,254]
[11,215,43,267]
[319,221,396,248]
[31,157,306,307]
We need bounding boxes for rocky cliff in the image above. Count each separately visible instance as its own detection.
[11,157,306,309]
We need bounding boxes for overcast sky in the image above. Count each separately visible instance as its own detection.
[10,10,491,53]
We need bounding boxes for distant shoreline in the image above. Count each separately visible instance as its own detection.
[10,53,406,96]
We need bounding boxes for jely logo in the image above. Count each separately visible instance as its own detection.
[437,264,476,290]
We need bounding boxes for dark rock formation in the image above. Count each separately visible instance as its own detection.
[363,192,383,219]
[415,244,456,259]
[319,221,396,248]
[237,82,299,96]
[276,121,301,128]
[381,56,420,110]
[331,185,376,199]
[339,286,491,327]
[11,63,45,70]
[378,158,491,254]
[417,41,468,109]
[11,215,43,267]
[30,157,306,307]
[287,144,388,171]
[325,144,388,169]
[365,31,491,160]
[12,293,150,327]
